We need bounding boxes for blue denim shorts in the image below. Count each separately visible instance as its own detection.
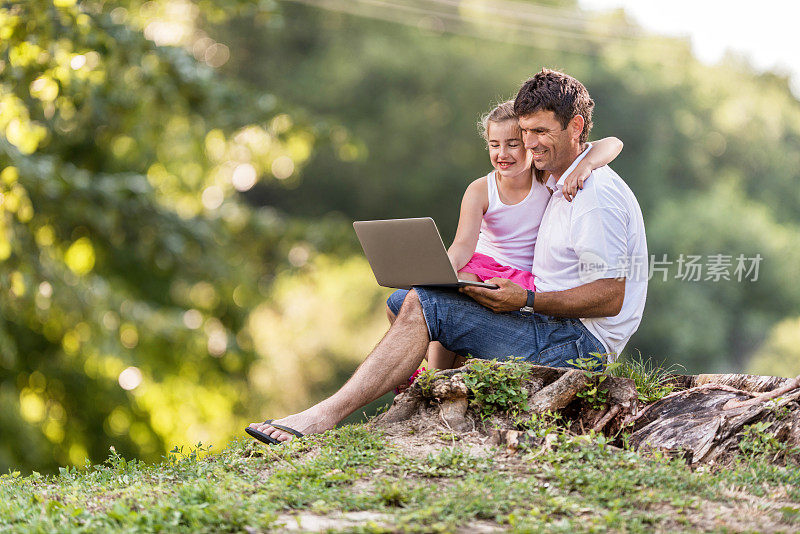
[387,287,607,368]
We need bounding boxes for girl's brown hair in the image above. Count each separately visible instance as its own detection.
[478,100,545,184]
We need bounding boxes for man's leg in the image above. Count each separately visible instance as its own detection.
[391,287,605,367]
[387,302,458,370]
[251,289,431,441]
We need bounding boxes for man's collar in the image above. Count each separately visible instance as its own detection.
[546,143,593,192]
[545,174,558,193]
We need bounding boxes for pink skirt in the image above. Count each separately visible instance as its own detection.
[459,252,536,291]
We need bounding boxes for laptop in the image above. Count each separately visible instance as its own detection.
[353,217,499,290]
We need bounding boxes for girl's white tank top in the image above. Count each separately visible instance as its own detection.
[474,170,552,272]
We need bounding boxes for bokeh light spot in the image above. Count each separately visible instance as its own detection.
[189,281,218,309]
[102,311,120,331]
[201,186,224,210]
[207,329,227,357]
[106,407,131,435]
[271,156,294,180]
[38,281,53,298]
[70,54,86,70]
[30,76,59,102]
[183,308,203,329]
[270,114,292,134]
[64,237,96,275]
[232,163,257,191]
[62,330,80,355]
[19,390,46,423]
[288,244,310,267]
[119,323,139,349]
[0,239,10,261]
[1,166,18,184]
[10,271,26,297]
[118,366,143,390]
[204,43,230,68]
[43,419,64,443]
[110,6,128,24]
[68,443,88,466]
[35,225,55,246]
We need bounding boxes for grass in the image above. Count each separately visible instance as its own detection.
[1,424,798,532]
[609,353,683,404]
[1,359,796,532]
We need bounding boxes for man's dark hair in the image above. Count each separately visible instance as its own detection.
[513,68,594,144]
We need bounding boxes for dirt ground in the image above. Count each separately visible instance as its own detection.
[263,410,798,533]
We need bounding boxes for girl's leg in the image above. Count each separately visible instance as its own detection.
[457,270,481,282]
[427,342,457,369]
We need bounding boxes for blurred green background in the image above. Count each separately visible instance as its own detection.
[1,0,799,472]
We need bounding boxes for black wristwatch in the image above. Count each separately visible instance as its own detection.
[520,290,535,314]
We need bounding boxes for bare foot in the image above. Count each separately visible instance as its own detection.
[248,405,335,442]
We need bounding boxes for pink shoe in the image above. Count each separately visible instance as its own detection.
[394,367,427,394]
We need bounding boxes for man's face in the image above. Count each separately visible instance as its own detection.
[518,110,579,177]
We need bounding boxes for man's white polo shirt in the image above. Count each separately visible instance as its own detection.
[533,145,648,359]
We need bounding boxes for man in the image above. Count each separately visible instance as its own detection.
[248,69,647,443]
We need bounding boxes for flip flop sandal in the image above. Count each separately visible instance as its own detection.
[245,419,304,445]
[245,419,279,445]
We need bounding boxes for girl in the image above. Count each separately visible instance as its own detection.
[389,100,623,373]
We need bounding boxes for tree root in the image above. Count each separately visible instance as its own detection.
[371,362,799,466]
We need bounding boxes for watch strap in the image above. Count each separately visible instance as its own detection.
[520,290,535,314]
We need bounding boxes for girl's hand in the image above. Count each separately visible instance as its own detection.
[562,137,623,202]
[562,165,590,202]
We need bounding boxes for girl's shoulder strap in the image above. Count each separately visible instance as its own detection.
[484,170,498,209]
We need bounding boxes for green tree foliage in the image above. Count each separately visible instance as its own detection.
[0,0,323,471]
[747,316,800,378]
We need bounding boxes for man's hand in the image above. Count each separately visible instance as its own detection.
[459,278,527,313]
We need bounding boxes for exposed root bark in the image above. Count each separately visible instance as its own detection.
[667,373,793,393]
[528,369,586,413]
[439,397,470,432]
[723,374,800,411]
[371,362,799,466]
[592,405,621,432]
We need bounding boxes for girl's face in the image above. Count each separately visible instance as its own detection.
[487,119,530,179]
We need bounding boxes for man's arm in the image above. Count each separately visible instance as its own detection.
[459,277,625,318]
